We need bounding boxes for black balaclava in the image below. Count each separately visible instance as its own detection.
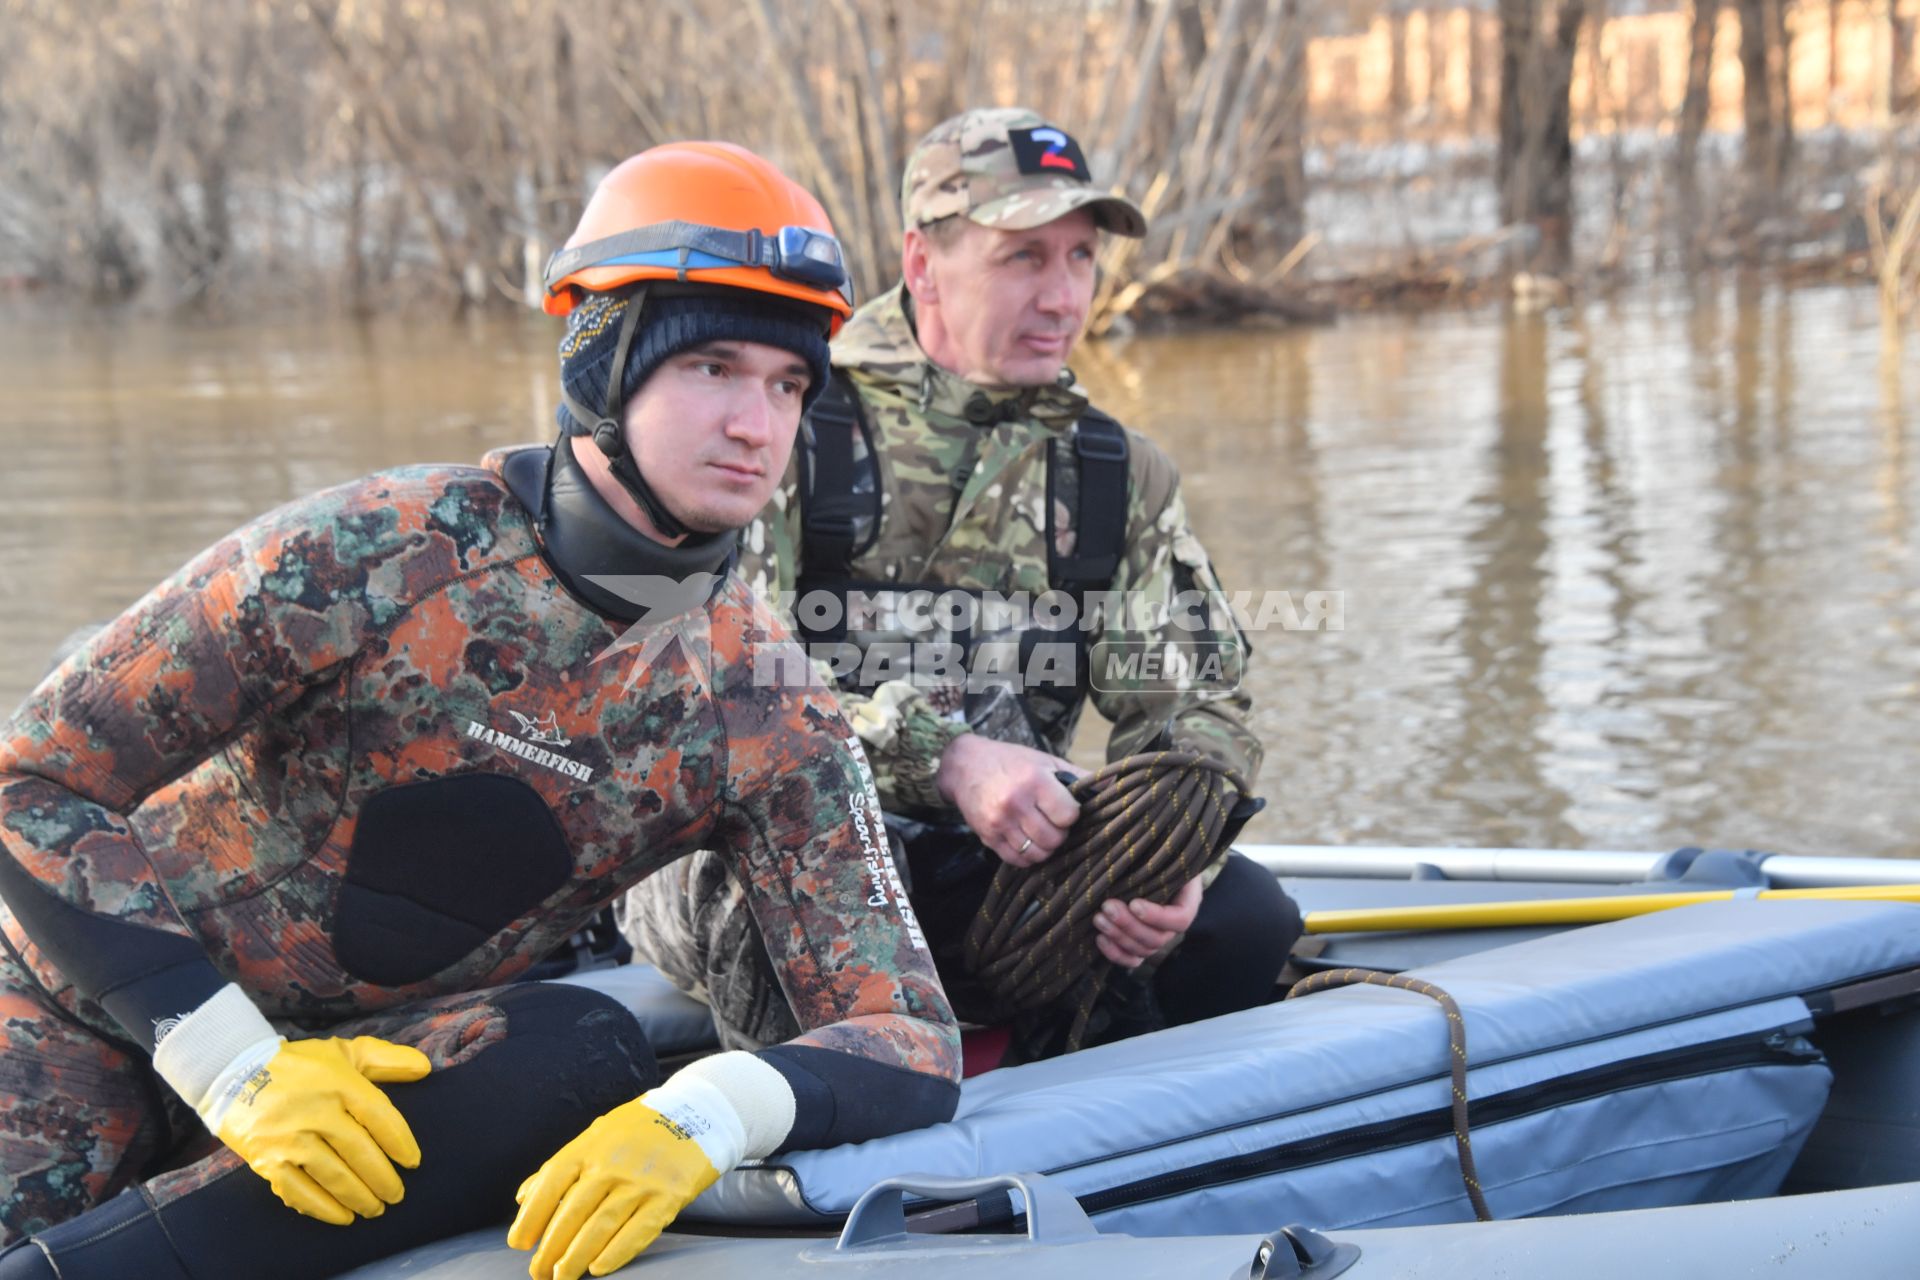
[555,286,832,540]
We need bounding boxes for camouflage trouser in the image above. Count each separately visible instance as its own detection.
[624,827,994,1052]
[620,854,805,1051]
[0,941,655,1256]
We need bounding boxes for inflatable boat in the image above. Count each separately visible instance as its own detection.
[349,844,1920,1276]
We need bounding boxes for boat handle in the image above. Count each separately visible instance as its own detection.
[835,1171,1098,1249]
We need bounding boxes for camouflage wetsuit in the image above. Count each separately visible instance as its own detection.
[627,285,1296,1054]
[0,439,958,1272]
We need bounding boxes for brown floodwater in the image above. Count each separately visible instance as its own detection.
[2,280,1916,855]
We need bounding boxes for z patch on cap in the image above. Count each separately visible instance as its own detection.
[1007,126,1091,182]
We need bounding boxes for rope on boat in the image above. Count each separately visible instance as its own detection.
[961,750,1249,1053]
[1286,967,1494,1222]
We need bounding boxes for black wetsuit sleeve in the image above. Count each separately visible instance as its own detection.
[759,1043,960,1153]
[0,847,224,1050]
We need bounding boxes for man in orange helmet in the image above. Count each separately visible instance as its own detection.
[0,143,958,1280]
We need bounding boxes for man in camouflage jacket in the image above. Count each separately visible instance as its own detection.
[627,109,1300,1062]
[0,144,958,1280]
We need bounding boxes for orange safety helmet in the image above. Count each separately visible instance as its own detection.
[543,142,853,334]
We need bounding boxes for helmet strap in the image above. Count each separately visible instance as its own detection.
[572,284,692,542]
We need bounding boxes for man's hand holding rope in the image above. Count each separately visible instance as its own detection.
[935,733,1085,868]
[1094,873,1203,968]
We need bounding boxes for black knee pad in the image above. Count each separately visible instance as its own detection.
[1198,851,1303,961]
[487,980,663,1106]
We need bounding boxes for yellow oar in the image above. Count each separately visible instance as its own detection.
[1303,883,1920,934]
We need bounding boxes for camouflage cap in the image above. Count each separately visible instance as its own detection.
[901,107,1147,238]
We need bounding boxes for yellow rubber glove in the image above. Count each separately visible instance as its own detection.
[213,1036,432,1225]
[507,1096,721,1280]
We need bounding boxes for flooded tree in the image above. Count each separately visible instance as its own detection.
[1,0,1914,318]
[0,0,1320,321]
[1676,1,1720,194]
[0,1,145,301]
[1735,0,1794,222]
[1496,0,1588,271]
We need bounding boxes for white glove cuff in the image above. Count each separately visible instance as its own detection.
[647,1051,797,1169]
[193,1036,285,1131]
[150,983,281,1119]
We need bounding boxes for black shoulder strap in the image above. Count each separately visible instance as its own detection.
[797,373,874,578]
[1048,407,1130,593]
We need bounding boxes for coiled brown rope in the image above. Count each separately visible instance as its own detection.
[960,751,1250,1053]
[1286,968,1493,1222]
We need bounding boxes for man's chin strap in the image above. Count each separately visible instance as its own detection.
[559,283,692,542]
